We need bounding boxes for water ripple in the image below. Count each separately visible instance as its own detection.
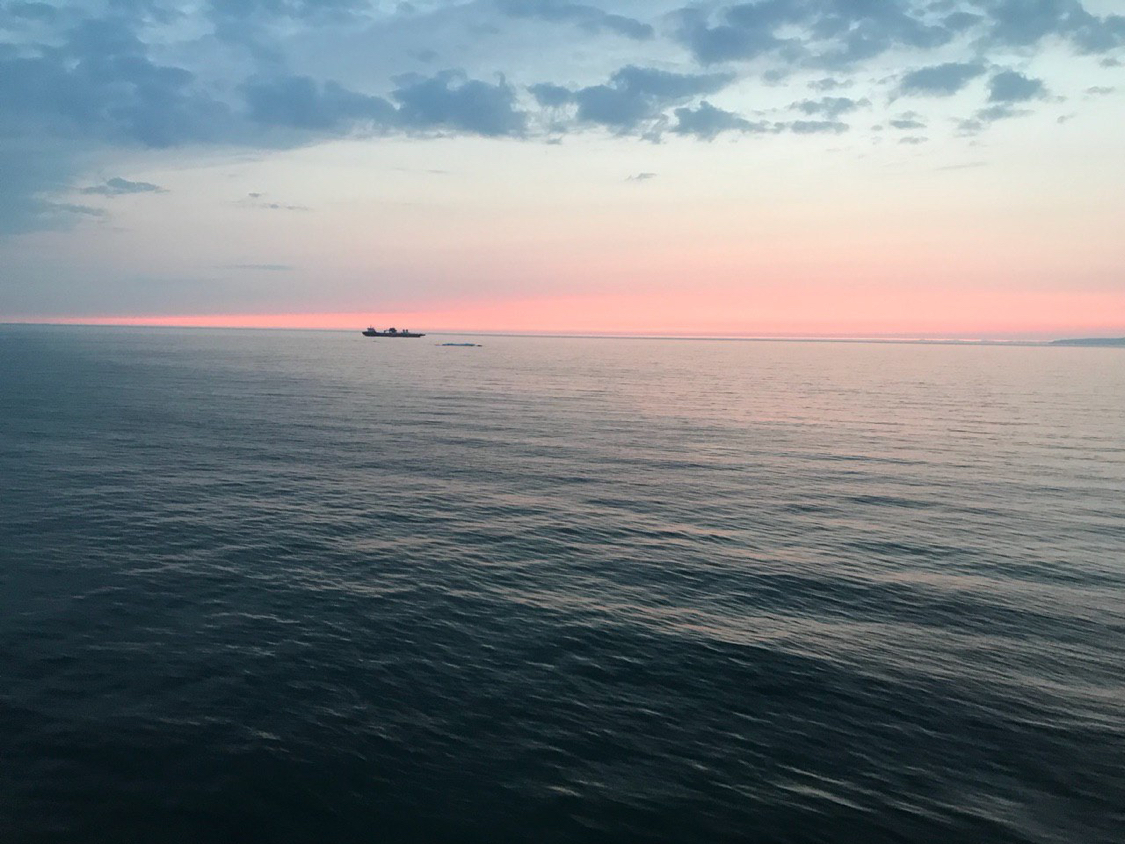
[1,327,1123,843]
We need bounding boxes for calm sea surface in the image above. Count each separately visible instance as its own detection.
[1,326,1122,843]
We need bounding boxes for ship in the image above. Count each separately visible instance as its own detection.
[362,327,425,338]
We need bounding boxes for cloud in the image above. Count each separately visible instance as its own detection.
[787,119,848,134]
[238,194,310,212]
[207,0,375,48]
[957,96,1039,131]
[565,65,734,132]
[607,66,734,101]
[0,0,1121,238]
[672,5,792,65]
[986,0,1125,52]
[898,62,986,96]
[670,0,1125,68]
[672,1,954,68]
[495,0,653,41]
[974,102,1036,124]
[6,2,58,22]
[245,76,396,131]
[392,70,527,137]
[807,2,954,66]
[980,0,1070,46]
[79,177,167,196]
[209,0,371,26]
[245,70,528,138]
[988,70,1046,103]
[529,83,574,108]
[626,172,657,181]
[943,11,983,33]
[792,96,865,118]
[671,102,763,140]
[44,202,107,218]
[888,111,927,130]
[957,117,984,135]
[0,17,233,149]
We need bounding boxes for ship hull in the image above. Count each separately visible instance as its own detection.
[362,330,424,337]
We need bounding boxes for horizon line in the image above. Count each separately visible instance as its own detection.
[4,320,1123,346]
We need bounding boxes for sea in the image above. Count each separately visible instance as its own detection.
[1,325,1122,844]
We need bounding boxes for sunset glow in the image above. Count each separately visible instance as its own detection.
[26,281,1125,341]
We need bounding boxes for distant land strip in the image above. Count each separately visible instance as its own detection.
[1050,337,1125,346]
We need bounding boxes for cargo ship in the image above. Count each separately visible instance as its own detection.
[362,327,425,338]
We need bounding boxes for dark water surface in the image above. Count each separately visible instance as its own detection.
[2,326,1123,843]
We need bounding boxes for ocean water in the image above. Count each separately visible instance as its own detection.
[1,325,1122,844]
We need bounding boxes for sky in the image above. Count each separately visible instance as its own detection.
[1,0,1123,338]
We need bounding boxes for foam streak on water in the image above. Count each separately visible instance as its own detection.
[1,327,1123,843]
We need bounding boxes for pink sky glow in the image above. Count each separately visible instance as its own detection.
[21,285,1125,339]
